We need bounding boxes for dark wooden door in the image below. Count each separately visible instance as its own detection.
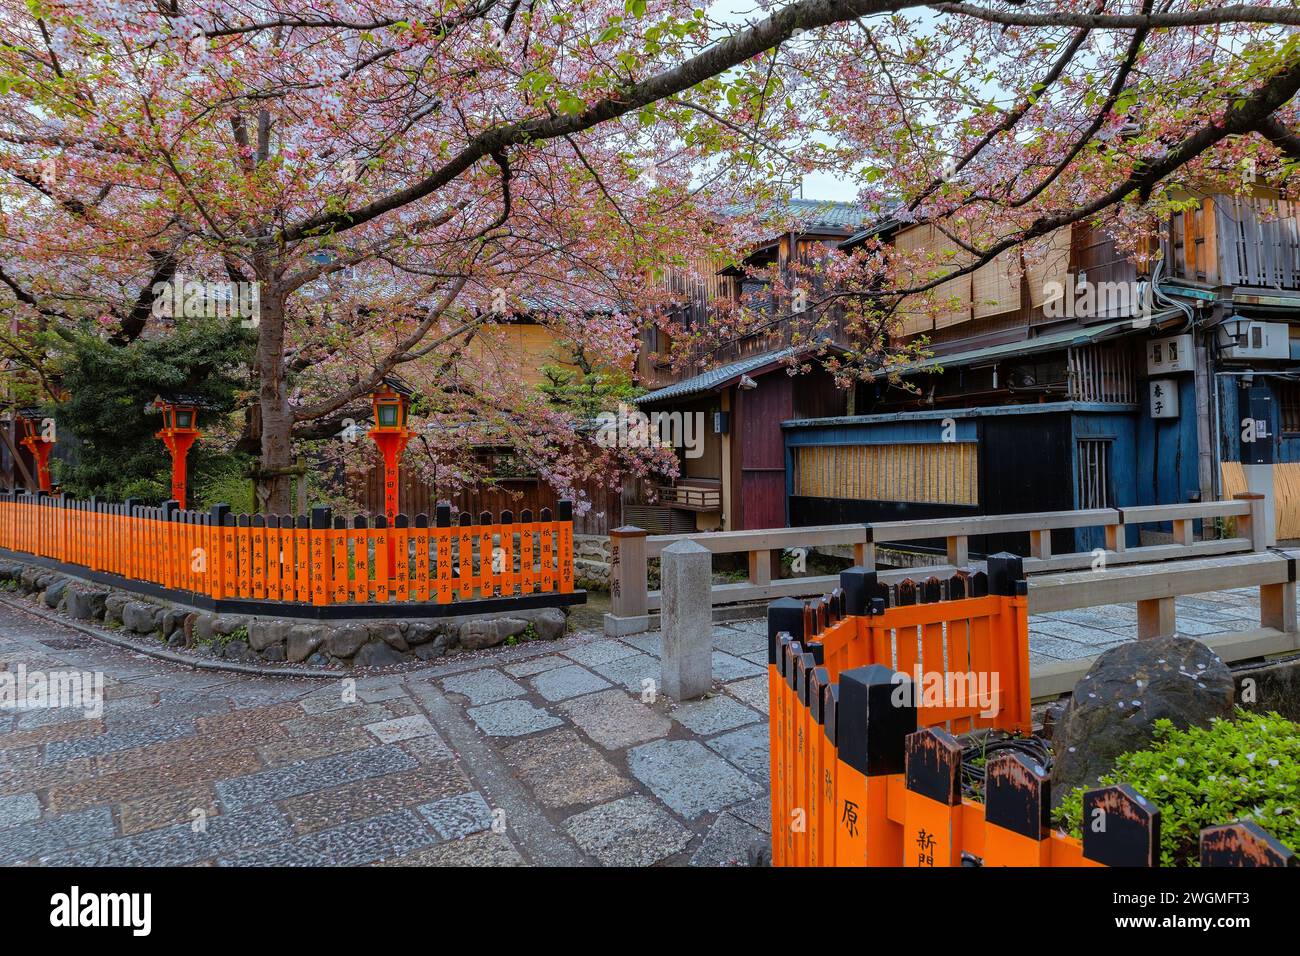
[738,374,793,529]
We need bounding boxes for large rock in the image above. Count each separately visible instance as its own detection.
[372,623,409,652]
[221,640,255,663]
[122,601,161,635]
[354,641,407,668]
[248,619,290,652]
[43,577,71,609]
[528,607,567,642]
[406,623,435,646]
[212,615,248,636]
[324,624,368,659]
[1051,634,1234,808]
[413,636,450,661]
[286,625,325,663]
[103,593,129,626]
[459,617,528,651]
[64,586,108,621]
[160,608,188,640]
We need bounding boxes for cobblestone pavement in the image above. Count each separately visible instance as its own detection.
[0,586,1273,866]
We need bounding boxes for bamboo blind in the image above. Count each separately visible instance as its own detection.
[894,224,1023,334]
[793,442,979,505]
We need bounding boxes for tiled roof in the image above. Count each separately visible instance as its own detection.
[725,197,868,234]
[634,346,801,404]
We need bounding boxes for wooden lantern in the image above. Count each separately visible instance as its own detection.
[369,378,414,520]
[150,393,202,508]
[16,408,55,492]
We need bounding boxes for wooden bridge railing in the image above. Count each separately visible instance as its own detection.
[0,491,576,611]
[767,567,1296,868]
[604,496,1267,635]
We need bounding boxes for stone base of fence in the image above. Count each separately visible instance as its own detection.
[0,555,573,668]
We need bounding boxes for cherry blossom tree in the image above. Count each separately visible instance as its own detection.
[2,0,1298,509]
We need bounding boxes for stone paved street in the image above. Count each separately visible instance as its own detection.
[0,585,1276,866]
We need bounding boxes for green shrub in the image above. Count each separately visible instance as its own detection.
[1053,709,1299,866]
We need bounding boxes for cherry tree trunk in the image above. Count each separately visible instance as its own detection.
[256,287,295,515]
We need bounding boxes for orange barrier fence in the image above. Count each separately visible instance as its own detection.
[0,491,576,609]
[767,561,1296,868]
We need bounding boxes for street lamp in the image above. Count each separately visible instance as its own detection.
[148,393,202,507]
[369,377,415,520]
[16,407,55,492]
[1214,314,1252,349]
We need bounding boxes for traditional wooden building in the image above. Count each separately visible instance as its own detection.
[630,199,867,532]
[783,188,1300,551]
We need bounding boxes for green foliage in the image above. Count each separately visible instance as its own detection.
[538,364,643,419]
[190,453,256,513]
[1053,710,1300,866]
[49,321,251,502]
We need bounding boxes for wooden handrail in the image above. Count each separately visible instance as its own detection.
[605,496,1271,635]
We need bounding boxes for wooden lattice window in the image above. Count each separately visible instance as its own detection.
[1278,380,1300,435]
[1076,438,1113,510]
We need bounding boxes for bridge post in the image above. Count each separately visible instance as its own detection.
[660,538,713,701]
[1136,597,1176,639]
[604,525,650,637]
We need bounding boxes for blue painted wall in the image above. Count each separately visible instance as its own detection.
[1218,375,1300,464]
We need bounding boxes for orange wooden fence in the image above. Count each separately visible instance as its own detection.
[767,563,1296,868]
[0,492,575,608]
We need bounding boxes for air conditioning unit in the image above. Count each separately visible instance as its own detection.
[1220,321,1290,361]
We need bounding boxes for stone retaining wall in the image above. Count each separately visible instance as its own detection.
[0,558,569,669]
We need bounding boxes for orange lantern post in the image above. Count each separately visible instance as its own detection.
[368,378,414,521]
[16,409,55,492]
[149,394,202,508]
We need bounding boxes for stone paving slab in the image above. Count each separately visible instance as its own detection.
[0,806,118,865]
[560,640,640,668]
[441,670,526,705]
[417,791,494,840]
[279,765,471,835]
[376,830,525,867]
[215,745,419,811]
[711,651,765,683]
[218,809,439,867]
[559,689,671,750]
[503,730,634,808]
[724,675,769,714]
[690,811,766,867]
[0,791,42,828]
[117,785,222,836]
[590,652,659,692]
[503,655,570,678]
[627,739,764,820]
[47,748,265,812]
[529,664,612,702]
[562,795,693,867]
[704,723,770,780]
[466,699,563,737]
[43,807,292,867]
[671,695,761,735]
[365,714,437,744]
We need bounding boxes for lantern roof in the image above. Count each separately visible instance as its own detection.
[146,391,216,414]
[374,375,416,398]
